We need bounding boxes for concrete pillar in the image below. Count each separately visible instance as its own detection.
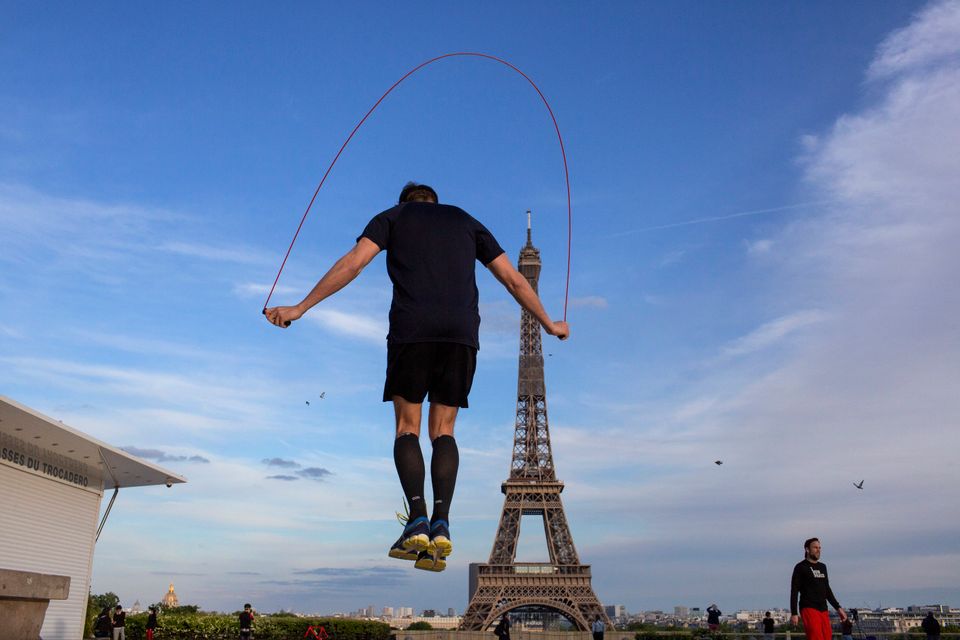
[0,568,71,640]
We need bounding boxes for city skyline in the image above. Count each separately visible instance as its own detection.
[103,583,958,619]
[111,581,958,621]
[2,0,958,616]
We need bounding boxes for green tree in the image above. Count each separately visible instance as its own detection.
[90,592,120,611]
[163,604,200,614]
[86,592,120,637]
[407,621,433,630]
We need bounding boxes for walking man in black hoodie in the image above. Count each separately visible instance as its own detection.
[790,538,847,640]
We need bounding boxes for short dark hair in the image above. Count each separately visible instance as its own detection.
[244,603,252,609]
[765,612,771,617]
[399,182,438,204]
[804,537,819,550]
[115,605,122,610]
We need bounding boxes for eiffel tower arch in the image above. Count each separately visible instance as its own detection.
[461,215,611,632]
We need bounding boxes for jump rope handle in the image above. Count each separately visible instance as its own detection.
[263,308,292,328]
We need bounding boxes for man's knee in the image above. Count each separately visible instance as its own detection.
[428,403,458,439]
[392,396,423,436]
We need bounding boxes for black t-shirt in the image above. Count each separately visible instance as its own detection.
[763,618,775,633]
[791,560,840,614]
[359,202,505,349]
[114,611,126,627]
[240,611,254,628]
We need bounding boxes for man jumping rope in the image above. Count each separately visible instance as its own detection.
[790,538,847,640]
[264,183,569,571]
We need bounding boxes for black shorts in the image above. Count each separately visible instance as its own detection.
[383,342,477,408]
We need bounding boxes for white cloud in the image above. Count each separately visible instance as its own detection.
[720,310,828,358]
[0,184,175,265]
[67,329,231,361]
[658,248,687,267]
[569,295,608,309]
[157,241,270,265]
[307,308,387,344]
[233,282,301,299]
[745,238,773,255]
[0,324,22,339]
[0,356,273,435]
[867,0,960,81]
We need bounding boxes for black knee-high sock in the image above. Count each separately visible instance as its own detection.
[394,433,427,521]
[430,434,459,524]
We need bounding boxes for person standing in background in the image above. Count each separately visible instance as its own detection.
[146,606,158,640]
[112,604,126,640]
[592,614,606,640]
[790,538,847,640]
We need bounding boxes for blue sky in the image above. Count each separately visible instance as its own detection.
[3,0,959,617]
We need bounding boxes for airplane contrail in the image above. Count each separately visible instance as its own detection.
[608,200,834,237]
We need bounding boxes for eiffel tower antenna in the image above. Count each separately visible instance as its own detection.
[461,215,610,631]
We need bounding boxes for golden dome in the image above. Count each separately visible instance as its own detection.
[162,583,179,607]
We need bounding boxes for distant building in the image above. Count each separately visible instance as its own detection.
[162,583,179,608]
[605,605,627,625]
[129,600,142,615]
[383,607,394,617]
[448,607,456,617]
[422,609,437,617]
[675,606,689,618]
[606,605,627,620]
[908,605,950,614]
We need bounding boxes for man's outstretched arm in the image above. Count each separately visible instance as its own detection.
[264,238,381,328]
[486,253,569,340]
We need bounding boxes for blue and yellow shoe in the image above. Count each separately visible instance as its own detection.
[414,548,446,572]
[400,516,430,552]
[429,520,452,559]
[388,533,419,561]
[388,500,429,560]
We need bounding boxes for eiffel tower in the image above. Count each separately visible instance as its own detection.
[460,213,610,631]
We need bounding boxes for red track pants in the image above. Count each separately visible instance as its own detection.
[801,608,833,640]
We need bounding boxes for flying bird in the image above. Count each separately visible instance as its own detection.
[854,480,864,490]
[319,392,325,399]
[714,460,723,465]
[305,401,310,406]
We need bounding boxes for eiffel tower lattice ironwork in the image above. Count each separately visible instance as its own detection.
[460,213,610,631]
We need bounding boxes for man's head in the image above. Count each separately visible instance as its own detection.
[765,612,771,617]
[804,537,821,561]
[244,603,252,610]
[399,182,438,204]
